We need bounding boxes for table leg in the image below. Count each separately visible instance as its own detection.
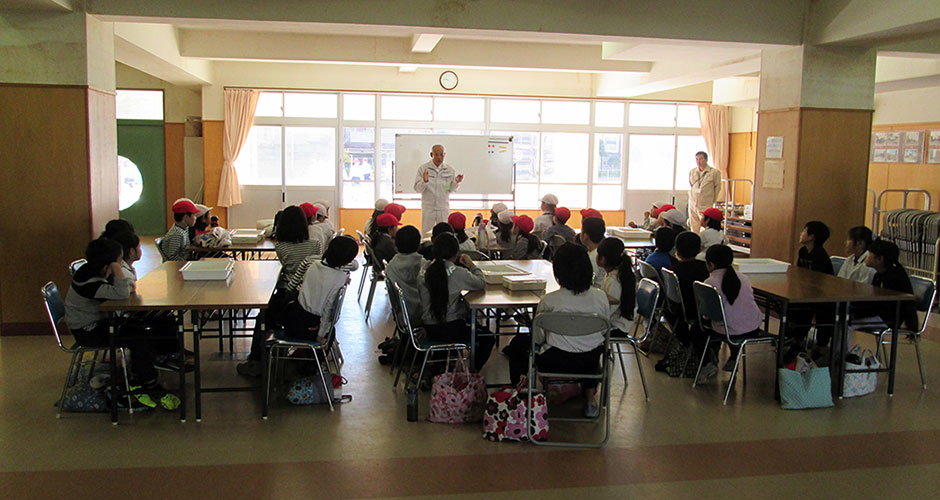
[193,310,203,422]
[470,308,478,372]
[774,301,789,401]
[109,316,118,425]
[176,309,187,422]
[830,302,846,399]
[887,300,901,396]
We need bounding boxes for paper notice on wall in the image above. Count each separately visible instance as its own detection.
[763,160,785,189]
[766,136,784,159]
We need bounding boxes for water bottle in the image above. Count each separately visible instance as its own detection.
[406,387,418,422]
[476,216,487,250]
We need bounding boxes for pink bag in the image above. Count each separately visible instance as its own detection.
[543,377,582,404]
[482,377,549,442]
[428,355,487,424]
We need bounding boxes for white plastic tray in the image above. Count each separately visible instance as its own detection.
[180,260,235,280]
[733,258,791,274]
[475,262,529,284]
[230,229,265,244]
[608,227,652,240]
[502,275,546,291]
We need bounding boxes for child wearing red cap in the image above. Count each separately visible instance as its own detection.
[159,198,199,261]
[699,207,728,258]
[542,206,576,244]
[447,212,477,252]
[372,213,401,265]
[510,215,542,260]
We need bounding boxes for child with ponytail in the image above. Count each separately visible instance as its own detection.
[418,233,496,370]
[596,237,636,336]
[696,245,763,380]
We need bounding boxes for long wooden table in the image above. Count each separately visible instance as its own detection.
[744,266,913,397]
[101,260,281,423]
[188,238,277,261]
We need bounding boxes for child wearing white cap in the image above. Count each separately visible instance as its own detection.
[534,193,558,236]
[308,201,335,252]
[365,198,390,236]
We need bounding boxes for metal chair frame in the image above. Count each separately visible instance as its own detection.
[43,281,132,417]
[355,230,371,300]
[361,238,385,322]
[460,250,489,261]
[388,281,469,392]
[154,237,168,262]
[659,268,696,377]
[857,276,935,389]
[69,259,86,276]
[610,279,659,400]
[691,281,777,405]
[528,312,612,448]
[263,285,347,416]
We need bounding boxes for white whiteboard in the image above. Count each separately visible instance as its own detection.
[394,134,514,196]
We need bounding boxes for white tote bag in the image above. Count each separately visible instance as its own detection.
[842,345,880,398]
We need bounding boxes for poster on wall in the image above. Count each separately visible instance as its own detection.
[873,132,888,147]
[762,160,785,189]
[927,130,940,164]
[886,132,901,147]
[885,149,899,163]
[902,131,924,163]
[873,149,887,163]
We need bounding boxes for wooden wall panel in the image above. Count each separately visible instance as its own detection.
[86,88,119,237]
[164,122,186,231]
[795,109,873,262]
[202,120,228,227]
[727,132,757,205]
[0,85,92,333]
[751,109,801,261]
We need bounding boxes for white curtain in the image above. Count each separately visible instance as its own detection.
[217,89,260,207]
[699,104,730,177]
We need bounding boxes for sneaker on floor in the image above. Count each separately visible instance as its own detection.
[583,401,600,418]
[236,360,262,377]
[722,357,738,372]
[695,362,718,384]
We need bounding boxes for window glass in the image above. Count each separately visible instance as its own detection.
[284,127,336,186]
[541,133,589,183]
[493,131,538,183]
[628,103,677,127]
[592,184,621,210]
[594,134,623,183]
[541,100,590,125]
[284,93,337,118]
[381,95,432,120]
[594,102,625,127]
[116,90,163,120]
[343,127,374,181]
[514,183,539,209]
[434,97,484,122]
[254,92,283,117]
[674,135,709,190]
[433,129,484,135]
[676,104,701,128]
[234,126,281,186]
[342,181,374,209]
[541,184,587,209]
[343,94,375,121]
[490,99,540,123]
[627,134,675,190]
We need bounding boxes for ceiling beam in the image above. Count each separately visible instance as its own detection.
[809,0,940,47]
[597,56,761,97]
[178,29,653,74]
[113,22,212,87]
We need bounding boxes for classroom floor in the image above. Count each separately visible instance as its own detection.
[1,239,939,499]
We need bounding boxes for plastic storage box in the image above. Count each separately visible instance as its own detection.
[501,275,546,291]
[180,260,234,280]
[475,262,529,284]
[231,229,265,244]
[733,258,791,274]
[608,227,652,240]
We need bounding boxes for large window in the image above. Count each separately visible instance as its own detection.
[235,90,707,210]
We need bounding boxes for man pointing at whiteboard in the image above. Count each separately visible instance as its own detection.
[414,144,463,233]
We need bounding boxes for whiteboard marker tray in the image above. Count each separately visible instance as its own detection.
[180,260,235,280]
[733,258,790,274]
[475,262,529,284]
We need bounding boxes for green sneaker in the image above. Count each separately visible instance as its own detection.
[129,386,158,408]
[159,393,181,411]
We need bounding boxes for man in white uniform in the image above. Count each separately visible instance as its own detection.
[414,144,463,233]
[688,151,722,233]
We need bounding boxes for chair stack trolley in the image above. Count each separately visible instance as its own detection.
[874,189,939,294]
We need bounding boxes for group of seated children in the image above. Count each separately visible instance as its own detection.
[65,219,190,410]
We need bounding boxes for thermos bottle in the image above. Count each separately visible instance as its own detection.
[406,387,418,422]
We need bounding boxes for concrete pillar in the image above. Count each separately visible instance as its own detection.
[0,11,117,335]
[751,45,877,262]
